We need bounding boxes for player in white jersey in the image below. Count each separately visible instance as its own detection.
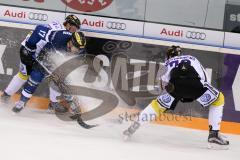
[1,15,81,111]
[123,46,229,149]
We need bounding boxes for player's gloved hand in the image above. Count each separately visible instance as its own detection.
[20,46,36,65]
[165,82,175,93]
[22,48,35,57]
[37,50,56,72]
[37,50,46,61]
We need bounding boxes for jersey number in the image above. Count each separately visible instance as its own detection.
[38,30,46,38]
[169,59,191,67]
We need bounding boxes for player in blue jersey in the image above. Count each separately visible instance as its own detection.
[11,31,86,113]
[1,15,81,109]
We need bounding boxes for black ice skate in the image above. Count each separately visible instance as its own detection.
[123,121,140,141]
[12,100,25,113]
[207,126,229,150]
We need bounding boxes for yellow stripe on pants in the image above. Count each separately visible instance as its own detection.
[17,72,29,81]
[211,92,224,107]
[151,99,166,117]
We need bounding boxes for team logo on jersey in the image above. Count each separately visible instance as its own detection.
[161,94,172,103]
[200,93,211,102]
[61,0,113,12]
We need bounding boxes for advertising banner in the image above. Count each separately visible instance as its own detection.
[144,23,224,47]
[224,3,240,32]
[224,32,240,49]
[0,5,65,25]
[220,53,240,122]
[0,5,144,37]
[75,14,144,37]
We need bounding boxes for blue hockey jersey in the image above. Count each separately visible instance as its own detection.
[21,21,68,58]
[44,30,72,53]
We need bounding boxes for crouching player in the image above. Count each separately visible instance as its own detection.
[123,46,229,149]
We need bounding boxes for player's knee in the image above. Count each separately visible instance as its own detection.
[150,99,167,117]
[23,71,44,95]
[17,72,29,81]
[211,92,224,107]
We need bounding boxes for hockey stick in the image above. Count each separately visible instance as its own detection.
[35,58,98,129]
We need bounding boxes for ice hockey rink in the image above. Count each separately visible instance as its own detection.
[0,21,240,160]
[0,100,239,160]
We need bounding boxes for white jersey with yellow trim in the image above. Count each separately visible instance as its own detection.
[161,55,210,84]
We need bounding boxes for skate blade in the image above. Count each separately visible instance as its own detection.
[46,109,55,114]
[11,110,20,115]
[12,112,17,115]
[123,135,130,141]
[207,143,229,150]
[0,99,10,104]
[123,133,132,141]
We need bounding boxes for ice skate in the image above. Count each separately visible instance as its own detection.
[123,121,140,141]
[12,100,26,113]
[68,99,80,115]
[207,126,229,150]
[67,97,81,120]
[48,102,68,113]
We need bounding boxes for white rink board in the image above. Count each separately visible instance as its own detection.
[71,13,144,36]
[224,32,240,49]
[1,21,240,56]
[0,5,65,25]
[144,23,224,47]
[1,5,240,49]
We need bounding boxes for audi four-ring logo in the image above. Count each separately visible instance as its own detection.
[106,21,126,30]
[28,12,48,21]
[186,31,206,40]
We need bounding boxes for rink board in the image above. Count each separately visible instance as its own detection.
[0,22,240,134]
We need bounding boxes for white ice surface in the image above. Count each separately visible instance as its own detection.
[0,101,239,160]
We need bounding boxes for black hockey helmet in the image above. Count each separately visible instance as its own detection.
[65,15,81,29]
[166,45,182,59]
[71,32,86,49]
